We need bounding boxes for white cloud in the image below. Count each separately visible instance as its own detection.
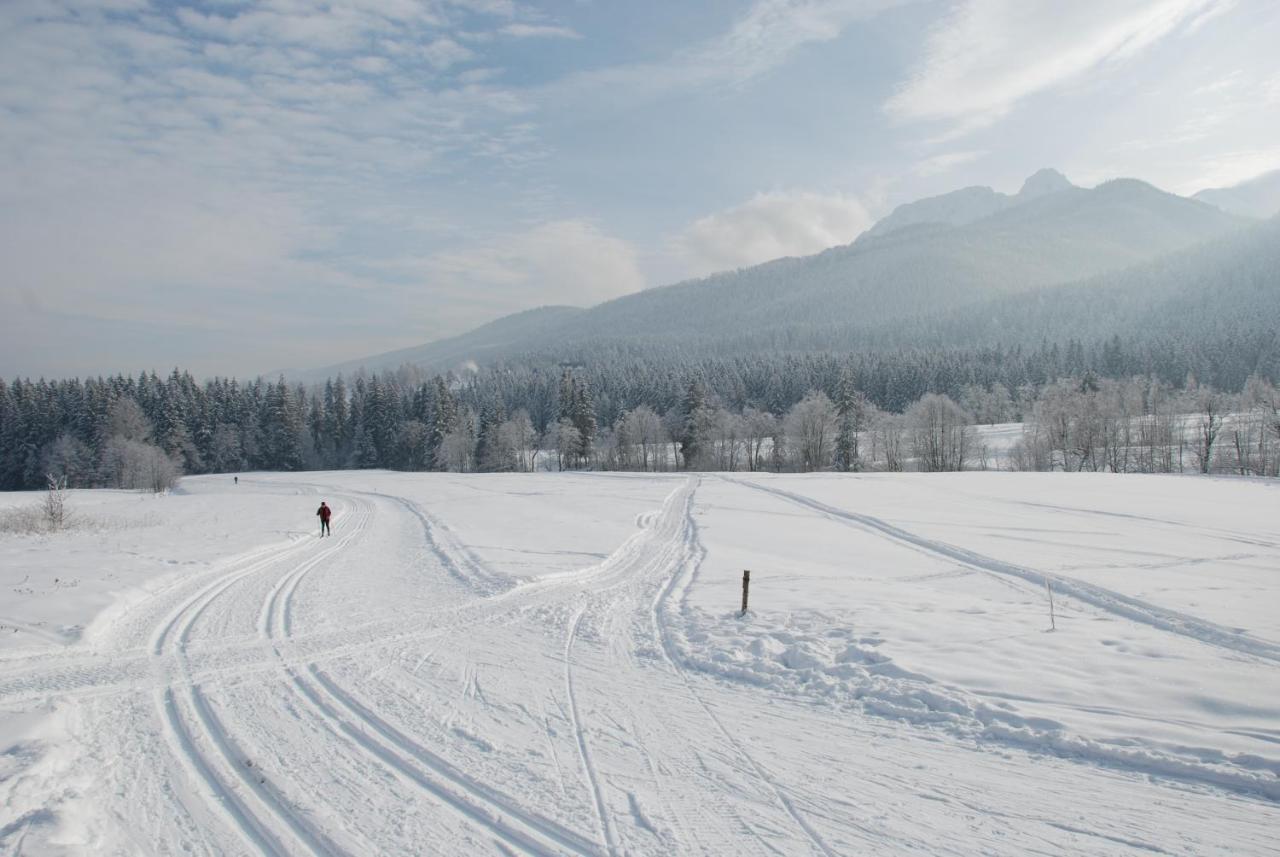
[680,191,872,275]
[419,220,646,309]
[501,23,581,40]
[351,55,393,74]
[422,37,475,70]
[0,0,566,373]
[550,0,903,102]
[0,162,351,324]
[887,0,1228,126]
[913,150,985,177]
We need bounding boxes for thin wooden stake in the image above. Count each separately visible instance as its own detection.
[741,570,751,616]
[1045,576,1056,631]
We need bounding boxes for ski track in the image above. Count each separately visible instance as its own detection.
[366,487,512,595]
[558,476,837,855]
[148,498,375,856]
[6,473,1278,854]
[719,475,1280,663]
[304,664,602,857]
[256,494,602,856]
[648,480,839,857]
[710,475,1280,801]
[564,604,618,856]
[286,479,511,595]
[1002,496,1280,551]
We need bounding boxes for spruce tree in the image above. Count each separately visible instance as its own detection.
[572,379,596,465]
[557,370,575,426]
[430,378,458,471]
[261,379,304,471]
[331,375,351,463]
[352,418,380,468]
[835,369,864,472]
[679,381,706,468]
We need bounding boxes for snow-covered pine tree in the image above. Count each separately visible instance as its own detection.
[557,370,575,428]
[364,376,397,464]
[352,417,379,469]
[260,379,305,471]
[331,375,351,464]
[430,378,458,471]
[679,381,706,469]
[835,370,871,472]
[475,398,511,472]
[307,392,325,468]
[571,378,596,467]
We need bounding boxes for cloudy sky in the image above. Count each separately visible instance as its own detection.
[2,0,1278,377]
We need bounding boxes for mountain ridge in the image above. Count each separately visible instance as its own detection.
[299,172,1255,381]
[1195,169,1280,218]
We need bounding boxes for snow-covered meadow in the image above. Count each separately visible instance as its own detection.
[1,471,1277,854]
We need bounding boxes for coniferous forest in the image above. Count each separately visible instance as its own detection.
[5,333,1280,492]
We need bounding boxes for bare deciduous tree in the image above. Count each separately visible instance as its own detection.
[874,412,906,472]
[1187,386,1225,474]
[785,391,837,472]
[99,438,181,492]
[742,408,777,472]
[618,405,666,471]
[44,473,70,530]
[906,394,971,472]
[498,410,538,472]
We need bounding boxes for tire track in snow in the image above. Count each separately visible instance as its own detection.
[649,479,840,857]
[262,492,601,856]
[722,476,1280,664]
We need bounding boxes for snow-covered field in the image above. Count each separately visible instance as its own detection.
[1,471,1277,855]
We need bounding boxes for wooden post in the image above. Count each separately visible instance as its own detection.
[1045,576,1056,631]
[741,570,751,616]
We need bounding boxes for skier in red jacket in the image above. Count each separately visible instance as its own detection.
[316,501,332,537]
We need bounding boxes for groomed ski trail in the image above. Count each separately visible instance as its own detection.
[149,497,374,856]
[4,472,1278,856]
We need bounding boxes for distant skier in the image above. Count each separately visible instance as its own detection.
[316,501,332,537]
[234,476,238,485]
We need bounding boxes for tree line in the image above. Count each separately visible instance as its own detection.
[4,355,1278,491]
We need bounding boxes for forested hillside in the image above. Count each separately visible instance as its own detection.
[842,214,1280,381]
[316,174,1250,379]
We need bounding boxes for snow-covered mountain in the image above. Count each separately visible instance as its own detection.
[308,172,1253,379]
[862,167,1074,239]
[1195,169,1280,218]
[889,213,1280,353]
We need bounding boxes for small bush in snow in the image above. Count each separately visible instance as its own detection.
[43,474,70,531]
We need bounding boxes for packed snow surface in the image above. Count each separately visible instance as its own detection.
[1,471,1278,855]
